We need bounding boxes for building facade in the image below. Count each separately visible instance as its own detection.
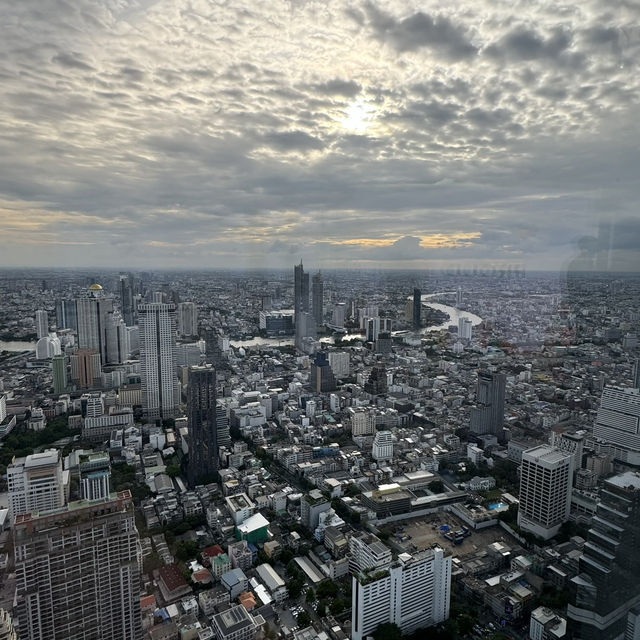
[187,366,218,486]
[470,370,506,436]
[13,490,142,640]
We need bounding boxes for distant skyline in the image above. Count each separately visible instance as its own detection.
[1,1,640,270]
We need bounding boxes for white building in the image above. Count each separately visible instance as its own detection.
[7,450,66,521]
[351,547,451,640]
[350,408,375,437]
[211,604,263,640]
[328,352,350,379]
[458,317,473,341]
[255,563,288,603]
[518,445,573,540]
[349,533,392,573]
[139,302,179,421]
[593,386,640,465]
[372,430,393,461]
[529,606,566,640]
[35,334,61,360]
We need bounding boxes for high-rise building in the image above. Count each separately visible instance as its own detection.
[312,271,323,327]
[177,302,198,337]
[34,310,48,339]
[365,316,381,342]
[7,450,66,522]
[567,471,640,640]
[216,404,231,450]
[328,352,350,379]
[412,288,422,329]
[79,452,111,501]
[139,302,179,421]
[458,317,473,340]
[633,359,640,389]
[301,489,331,530]
[456,286,463,306]
[332,302,346,328]
[349,532,393,573]
[55,299,77,331]
[470,370,506,436]
[517,445,573,540]
[351,546,451,640]
[364,361,387,395]
[51,354,67,395]
[187,366,218,487]
[349,408,376,437]
[119,273,135,326]
[310,351,336,392]
[70,349,102,389]
[593,386,640,466]
[372,430,394,461]
[13,490,142,640]
[294,261,310,327]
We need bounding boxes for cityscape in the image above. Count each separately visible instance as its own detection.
[2,0,640,639]
[0,265,639,640]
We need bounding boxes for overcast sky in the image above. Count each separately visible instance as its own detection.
[1,0,639,271]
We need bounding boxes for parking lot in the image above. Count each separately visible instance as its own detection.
[387,512,519,558]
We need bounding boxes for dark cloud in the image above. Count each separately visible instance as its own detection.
[313,79,362,98]
[51,51,94,71]
[364,5,477,60]
[263,131,324,152]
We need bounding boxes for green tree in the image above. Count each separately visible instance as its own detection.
[306,587,316,603]
[429,480,445,493]
[296,611,311,628]
[289,578,304,599]
[329,598,345,615]
[373,622,403,640]
[317,579,339,598]
[316,599,328,617]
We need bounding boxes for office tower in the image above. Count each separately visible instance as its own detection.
[13,490,142,640]
[413,288,422,329]
[139,302,179,421]
[351,546,451,640]
[119,273,135,326]
[550,427,585,470]
[312,271,323,327]
[51,354,67,395]
[456,286,463,306]
[328,352,350,379]
[459,317,473,340]
[376,332,393,355]
[34,309,48,339]
[295,311,317,348]
[372,430,394,461]
[177,301,198,337]
[365,361,387,395]
[634,359,640,389]
[76,284,123,366]
[79,452,111,501]
[593,386,640,465]
[310,351,336,392]
[517,445,573,540]
[294,261,310,327]
[567,472,640,640]
[7,450,65,521]
[216,404,231,450]
[365,316,381,342]
[470,369,506,436]
[350,408,376,437]
[70,349,102,388]
[55,298,77,331]
[187,366,218,487]
[332,302,346,328]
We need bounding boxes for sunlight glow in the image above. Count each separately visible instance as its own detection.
[341,100,377,133]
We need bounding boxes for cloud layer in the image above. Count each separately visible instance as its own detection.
[1,0,639,270]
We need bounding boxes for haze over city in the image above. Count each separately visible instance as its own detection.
[1,0,640,270]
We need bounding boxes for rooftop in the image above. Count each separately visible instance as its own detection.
[607,471,640,491]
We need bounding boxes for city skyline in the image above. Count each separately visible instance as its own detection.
[1,2,639,270]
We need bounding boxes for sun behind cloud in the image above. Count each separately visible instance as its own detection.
[340,99,378,133]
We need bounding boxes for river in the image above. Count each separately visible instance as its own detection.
[230,294,482,348]
[0,340,36,352]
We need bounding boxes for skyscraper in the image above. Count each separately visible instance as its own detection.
[51,354,67,395]
[76,284,125,366]
[593,386,640,465]
[187,366,218,487]
[55,299,77,331]
[310,351,336,392]
[312,271,323,327]
[294,261,310,327]
[517,445,573,540]
[372,430,393,461]
[567,472,640,640]
[13,490,142,640]
[351,546,451,640]
[79,452,111,501]
[34,309,48,339]
[70,349,102,389]
[412,288,421,329]
[470,369,506,436]
[139,302,179,421]
[177,301,198,337]
[119,273,135,326]
[364,360,388,395]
